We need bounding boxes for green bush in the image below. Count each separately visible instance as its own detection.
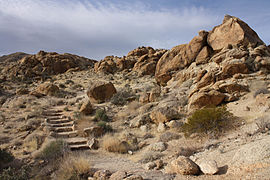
[94,109,109,122]
[0,149,14,169]
[40,139,69,160]
[181,106,233,137]
[97,121,113,133]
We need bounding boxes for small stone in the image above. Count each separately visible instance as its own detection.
[140,125,148,132]
[128,150,133,155]
[93,170,111,180]
[144,162,156,170]
[151,142,167,152]
[109,171,127,180]
[197,160,219,175]
[88,138,99,150]
[157,123,166,133]
[124,174,144,180]
[166,156,200,175]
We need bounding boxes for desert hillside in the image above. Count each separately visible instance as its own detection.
[0,15,270,180]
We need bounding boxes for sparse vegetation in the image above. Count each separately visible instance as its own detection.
[97,121,113,133]
[102,135,130,153]
[38,139,69,160]
[0,166,30,180]
[253,88,270,98]
[181,106,233,137]
[0,148,14,169]
[111,86,136,106]
[94,109,109,122]
[55,152,91,180]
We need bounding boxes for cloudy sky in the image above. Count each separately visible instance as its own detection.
[0,0,270,60]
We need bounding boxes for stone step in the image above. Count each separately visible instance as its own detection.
[46,116,67,121]
[69,144,90,150]
[65,137,88,145]
[53,131,78,138]
[50,121,74,128]
[53,126,74,133]
[48,119,72,124]
[42,112,63,116]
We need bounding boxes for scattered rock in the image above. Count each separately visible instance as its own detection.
[109,171,128,180]
[157,123,166,133]
[196,160,219,175]
[166,156,200,175]
[87,81,117,103]
[88,138,99,150]
[34,83,60,96]
[150,142,167,152]
[80,100,94,115]
[93,170,111,180]
[124,175,144,180]
[144,162,157,170]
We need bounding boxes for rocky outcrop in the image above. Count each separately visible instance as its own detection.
[3,51,96,80]
[94,46,167,76]
[208,15,264,51]
[155,30,208,85]
[32,83,60,96]
[87,81,117,103]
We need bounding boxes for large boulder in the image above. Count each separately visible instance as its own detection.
[165,156,200,175]
[34,83,60,96]
[208,15,264,51]
[155,30,208,85]
[188,90,226,110]
[87,81,117,103]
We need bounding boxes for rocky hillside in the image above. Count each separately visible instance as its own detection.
[0,15,270,180]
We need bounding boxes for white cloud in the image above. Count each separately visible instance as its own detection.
[0,0,217,59]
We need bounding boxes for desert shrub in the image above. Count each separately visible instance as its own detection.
[111,86,136,106]
[94,109,109,122]
[253,88,270,98]
[97,121,113,133]
[73,111,82,120]
[0,149,14,169]
[39,139,69,160]
[55,152,91,180]
[255,115,270,133]
[181,106,233,137]
[102,135,129,153]
[0,166,30,180]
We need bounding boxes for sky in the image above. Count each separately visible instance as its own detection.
[0,0,270,60]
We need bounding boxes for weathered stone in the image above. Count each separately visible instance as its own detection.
[144,162,157,170]
[149,87,161,102]
[150,142,167,152]
[16,88,29,95]
[124,175,144,180]
[93,170,111,180]
[150,107,179,124]
[207,15,264,51]
[84,126,104,137]
[109,171,127,180]
[166,156,200,175]
[197,160,219,175]
[79,101,94,115]
[35,83,60,96]
[139,92,150,103]
[195,46,212,65]
[188,90,226,110]
[87,81,117,103]
[155,30,208,85]
[88,138,99,150]
[157,122,166,133]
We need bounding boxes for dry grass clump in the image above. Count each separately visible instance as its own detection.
[55,152,92,180]
[102,134,130,153]
[23,132,45,152]
[34,138,69,160]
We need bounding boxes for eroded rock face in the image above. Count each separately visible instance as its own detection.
[155,30,208,85]
[95,46,166,76]
[208,15,264,51]
[87,81,117,103]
